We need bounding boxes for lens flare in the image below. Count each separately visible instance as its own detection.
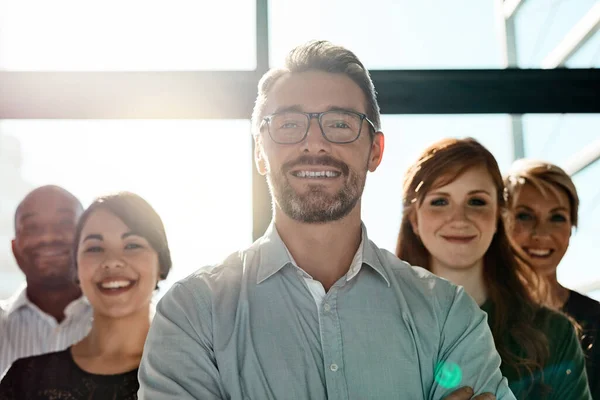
[434,361,462,389]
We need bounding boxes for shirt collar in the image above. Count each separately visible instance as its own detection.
[4,284,91,318]
[3,284,29,316]
[256,222,390,287]
[359,226,391,287]
[256,223,294,284]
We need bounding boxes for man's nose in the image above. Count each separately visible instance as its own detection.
[301,118,331,153]
[37,225,68,244]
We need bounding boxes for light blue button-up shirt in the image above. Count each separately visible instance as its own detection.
[139,224,515,400]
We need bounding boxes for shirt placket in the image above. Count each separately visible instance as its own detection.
[320,284,349,400]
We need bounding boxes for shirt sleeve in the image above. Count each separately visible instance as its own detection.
[138,281,227,400]
[429,286,516,400]
[542,312,592,400]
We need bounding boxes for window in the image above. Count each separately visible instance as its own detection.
[361,114,512,252]
[559,158,600,296]
[520,114,600,295]
[0,0,256,70]
[268,0,502,69]
[0,120,253,298]
[514,0,599,68]
[522,114,600,166]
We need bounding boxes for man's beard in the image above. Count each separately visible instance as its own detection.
[266,155,367,224]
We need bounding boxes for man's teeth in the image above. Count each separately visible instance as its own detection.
[37,249,65,256]
[528,249,551,257]
[294,171,340,178]
[99,280,133,289]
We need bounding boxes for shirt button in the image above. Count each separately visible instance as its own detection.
[330,363,339,372]
[323,303,331,312]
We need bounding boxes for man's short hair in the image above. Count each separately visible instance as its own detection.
[14,185,83,234]
[251,40,381,137]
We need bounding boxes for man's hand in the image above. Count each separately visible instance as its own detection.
[443,386,496,400]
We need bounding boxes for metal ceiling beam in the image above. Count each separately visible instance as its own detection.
[542,2,600,69]
[253,0,272,240]
[563,138,600,177]
[495,0,519,66]
[2,68,600,119]
[0,71,261,119]
[496,0,524,160]
[256,0,269,74]
[373,69,600,114]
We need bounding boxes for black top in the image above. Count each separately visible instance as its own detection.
[0,348,139,400]
[563,290,600,399]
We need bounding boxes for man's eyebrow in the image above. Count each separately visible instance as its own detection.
[270,105,363,114]
[325,106,363,114]
[271,105,303,114]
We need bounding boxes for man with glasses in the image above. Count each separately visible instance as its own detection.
[139,41,514,400]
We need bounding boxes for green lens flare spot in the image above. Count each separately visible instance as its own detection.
[434,361,462,389]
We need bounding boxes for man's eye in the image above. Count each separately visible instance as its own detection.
[24,225,40,232]
[329,121,351,129]
[58,219,75,227]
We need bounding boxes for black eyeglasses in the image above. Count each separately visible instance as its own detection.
[262,110,376,144]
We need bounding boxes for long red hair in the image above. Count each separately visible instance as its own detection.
[396,137,548,385]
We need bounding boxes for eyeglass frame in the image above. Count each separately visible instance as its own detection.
[261,110,377,145]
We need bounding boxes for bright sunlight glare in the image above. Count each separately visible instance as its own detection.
[0,120,253,298]
[0,0,255,70]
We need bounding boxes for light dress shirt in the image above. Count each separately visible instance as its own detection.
[139,223,515,400]
[0,285,92,378]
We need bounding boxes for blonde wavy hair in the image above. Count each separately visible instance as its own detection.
[504,159,579,227]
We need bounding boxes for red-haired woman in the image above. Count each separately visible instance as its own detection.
[396,138,590,399]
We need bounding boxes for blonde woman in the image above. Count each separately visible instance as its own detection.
[505,159,600,397]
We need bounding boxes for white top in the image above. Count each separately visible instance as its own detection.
[0,285,92,378]
[284,236,364,310]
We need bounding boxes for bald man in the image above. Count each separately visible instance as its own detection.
[0,186,92,377]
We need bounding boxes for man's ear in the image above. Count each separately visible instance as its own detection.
[254,135,267,176]
[11,239,25,272]
[368,132,385,172]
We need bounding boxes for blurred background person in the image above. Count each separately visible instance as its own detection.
[396,138,591,399]
[0,185,91,378]
[0,192,171,399]
[505,159,600,397]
